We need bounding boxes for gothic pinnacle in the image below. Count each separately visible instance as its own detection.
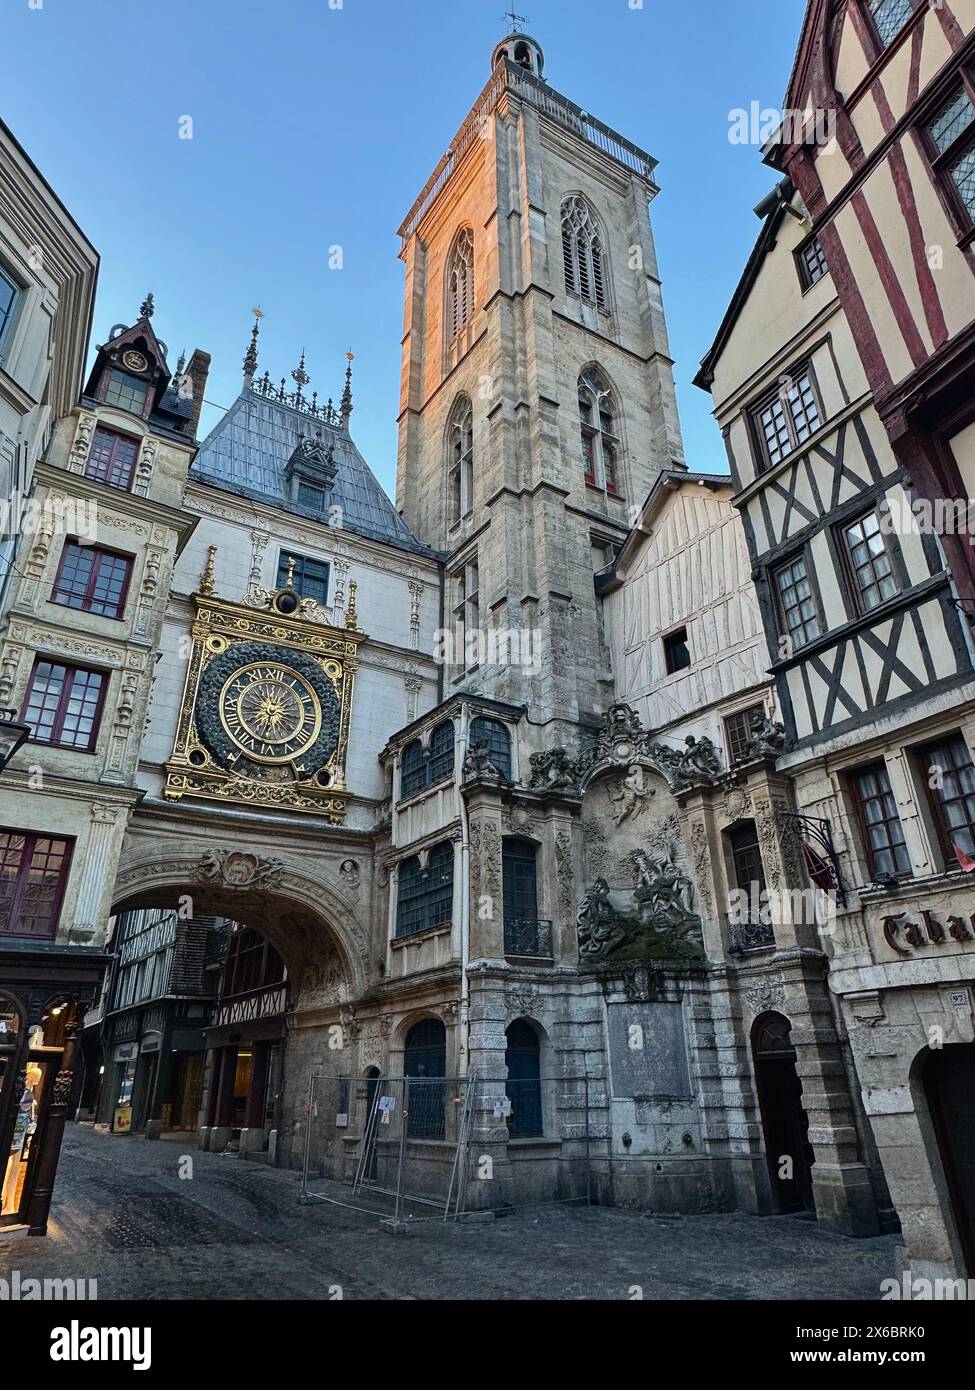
[340,350,354,429]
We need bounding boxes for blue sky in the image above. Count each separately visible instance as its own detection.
[5,0,806,488]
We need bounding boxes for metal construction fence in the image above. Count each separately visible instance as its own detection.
[300,1073,596,1223]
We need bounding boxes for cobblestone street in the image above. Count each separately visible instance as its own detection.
[0,1125,901,1301]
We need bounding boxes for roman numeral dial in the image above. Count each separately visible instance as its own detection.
[218,662,322,764]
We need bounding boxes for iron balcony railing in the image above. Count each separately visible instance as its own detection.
[727,916,776,955]
[398,59,658,245]
[503,917,554,961]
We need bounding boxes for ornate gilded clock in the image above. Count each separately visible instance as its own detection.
[164,565,362,821]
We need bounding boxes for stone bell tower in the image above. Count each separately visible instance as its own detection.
[395,30,684,731]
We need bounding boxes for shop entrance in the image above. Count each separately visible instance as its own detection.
[924,1042,975,1275]
[0,995,79,1227]
[752,1011,815,1215]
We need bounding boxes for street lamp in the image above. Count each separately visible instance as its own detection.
[0,706,30,771]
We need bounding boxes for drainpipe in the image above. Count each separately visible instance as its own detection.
[457,702,471,1077]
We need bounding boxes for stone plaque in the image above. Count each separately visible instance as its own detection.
[607,1001,692,1100]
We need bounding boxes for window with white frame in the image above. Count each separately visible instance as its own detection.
[447,396,474,523]
[751,366,822,471]
[561,196,607,310]
[446,228,475,341]
[578,368,620,494]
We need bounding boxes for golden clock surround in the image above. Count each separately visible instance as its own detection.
[164,590,363,821]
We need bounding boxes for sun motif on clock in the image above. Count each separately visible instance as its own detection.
[220,663,321,764]
[193,640,341,782]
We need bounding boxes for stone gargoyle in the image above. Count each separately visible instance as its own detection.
[529,745,578,791]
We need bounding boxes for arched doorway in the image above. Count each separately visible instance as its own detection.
[923,1043,975,1275]
[752,1012,815,1214]
[403,1019,446,1139]
[505,1019,542,1137]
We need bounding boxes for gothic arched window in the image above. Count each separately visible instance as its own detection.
[446,227,475,341]
[447,396,474,523]
[398,721,455,801]
[561,196,606,310]
[578,368,620,495]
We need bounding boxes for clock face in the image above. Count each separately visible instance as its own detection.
[194,640,341,780]
[220,662,321,764]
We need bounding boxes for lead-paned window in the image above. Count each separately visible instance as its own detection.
[395,842,454,938]
[400,739,427,799]
[0,830,73,940]
[469,716,512,778]
[276,551,330,605]
[925,83,975,225]
[773,554,822,651]
[751,368,822,471]
[919,735,975,862]
[85,427,139,490]
[21,660,106,751]
[868,0,913,49]
[850,763,912,878]
[842,509,898,613]
[52,543,133,620]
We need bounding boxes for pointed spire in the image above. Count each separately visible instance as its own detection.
[340,350,354,430]
[243,309,262,385]
[139,291,155,321]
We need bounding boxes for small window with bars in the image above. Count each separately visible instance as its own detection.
[52,543,133,620]
[841,509,899,613]
[751,367,822,471]
[850,762,912,879]
[773,554,822,652]
[20,660,107,752]
[925,82,975,227]
[395,842,454,938]
[0,829,73,940]
[85,428,139,490]
[918,735,975,864]
[725,704,766,767]
[797,233,828,290]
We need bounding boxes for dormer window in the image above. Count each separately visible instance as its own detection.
[298,482,325,512]
[104,369,149,415]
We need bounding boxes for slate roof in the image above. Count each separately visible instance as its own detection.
[190,385,437,559]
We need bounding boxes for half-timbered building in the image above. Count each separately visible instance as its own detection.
[697,4,975,1278]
